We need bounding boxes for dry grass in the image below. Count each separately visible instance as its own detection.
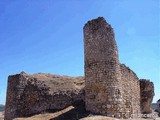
[27,73,84,92]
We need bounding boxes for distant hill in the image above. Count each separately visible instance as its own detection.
[151,103,157,110]
[0,104,5,112]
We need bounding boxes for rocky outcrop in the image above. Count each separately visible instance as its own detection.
[140,79,154,114]
[5,72,85,120]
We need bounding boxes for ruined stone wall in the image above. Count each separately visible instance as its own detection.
[120,64,140,117]
[157,100,160,116]
[5,73,27,120]
[140,79,154,114]
[83,17,148,118]
[4,17,155,120]
[5,72,84,120]
[84,17,124,117]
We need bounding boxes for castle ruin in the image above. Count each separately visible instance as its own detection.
[4,17,155,120]
[84,17,153,118]
[84,17,124,117]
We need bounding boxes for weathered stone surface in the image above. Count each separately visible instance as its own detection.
[156,99,160,116]
[140,79,155,114]
[84,17,154,118]
[5,72,84,120]
[120,64,141,116]
[84,17,123,117]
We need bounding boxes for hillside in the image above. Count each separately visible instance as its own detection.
[0,104,5,112]
[151,103,157,110]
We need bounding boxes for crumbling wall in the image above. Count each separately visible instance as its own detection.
[83,17,153,118]
[84,17,124,117]
[5,17,155,120]
[140,79,154,114]
[4,72,84,120]
[156,99,160,116]
[120,64,140,117]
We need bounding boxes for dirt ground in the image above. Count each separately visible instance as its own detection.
[0,112,4,120]
[13,105,90,120]
[1,106,159,120]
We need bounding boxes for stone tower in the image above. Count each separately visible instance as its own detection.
[84,17,123,117]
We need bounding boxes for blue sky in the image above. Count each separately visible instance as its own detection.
[0,0,159,104]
